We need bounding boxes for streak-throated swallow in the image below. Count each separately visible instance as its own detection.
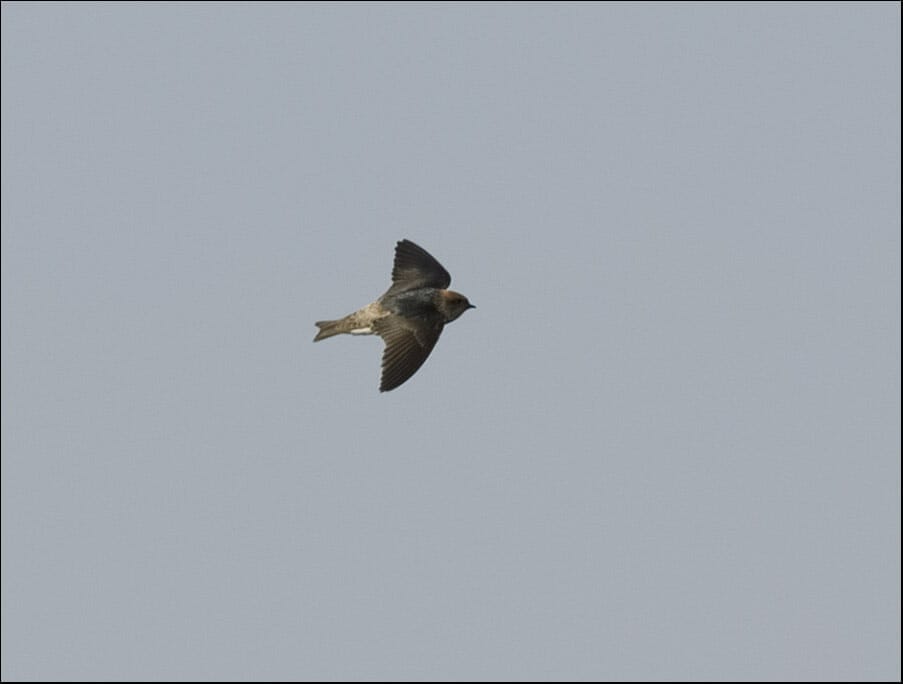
[314,239,475,392]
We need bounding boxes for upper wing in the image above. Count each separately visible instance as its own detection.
[387,239,451,294]
[373,314,444,392]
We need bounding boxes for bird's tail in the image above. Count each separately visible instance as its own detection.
[313,318,346,342]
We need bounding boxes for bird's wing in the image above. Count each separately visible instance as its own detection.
[386,239,451,294]
[373,314,444,392]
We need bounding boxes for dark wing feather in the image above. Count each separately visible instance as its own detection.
[387,239,451,294]
[373,315,444,392]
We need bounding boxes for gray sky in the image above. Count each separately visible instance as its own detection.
[2,2,900,681]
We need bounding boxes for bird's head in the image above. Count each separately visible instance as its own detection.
[440,290,476,323]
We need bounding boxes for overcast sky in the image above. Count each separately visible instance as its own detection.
[2,2,900,681]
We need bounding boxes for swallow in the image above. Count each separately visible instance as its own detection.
[314,239,475,392]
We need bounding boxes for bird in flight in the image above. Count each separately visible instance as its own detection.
[314,239,475,392]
